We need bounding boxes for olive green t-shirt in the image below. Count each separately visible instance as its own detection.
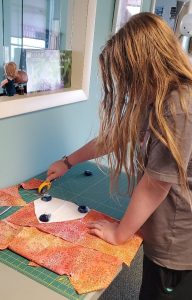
[141,90,192,270]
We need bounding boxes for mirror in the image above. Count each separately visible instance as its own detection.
[0,0,97,118]
[113,0,192,56]
[153,0,192,54]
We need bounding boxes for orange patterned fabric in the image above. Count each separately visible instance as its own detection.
[69,249,121,294]
[8,227,75,275]
[77,232,142,266]
[7,204,142,266]
[37,220,87,243]
[7,202,86,240]
[8,227,71,256]
[0,185,26,206]
[8,227,121,294]
[7,202,39,226]
[77,210,143,266]
[37,210,142,265]
[0,220,21,250]
[20,178,44,190]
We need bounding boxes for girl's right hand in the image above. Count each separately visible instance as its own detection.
[46,160,69,181]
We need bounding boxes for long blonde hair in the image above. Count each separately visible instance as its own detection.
[96,12,192,194]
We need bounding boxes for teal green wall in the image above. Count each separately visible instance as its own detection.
[0,0,115,188]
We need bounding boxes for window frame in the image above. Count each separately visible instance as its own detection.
[0,0,97,119]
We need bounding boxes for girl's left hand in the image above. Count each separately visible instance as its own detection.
[87,220,119,245]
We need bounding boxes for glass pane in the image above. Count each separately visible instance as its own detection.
[0,0,86,96]
[155,0,177,29]
[0,0,23,94]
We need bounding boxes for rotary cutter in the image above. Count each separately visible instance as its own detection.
[38,180,52,194]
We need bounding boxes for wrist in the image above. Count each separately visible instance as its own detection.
[62,156,73,169]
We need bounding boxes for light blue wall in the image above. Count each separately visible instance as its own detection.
[142,0,152,12]
[0,0,115,188]
[0,0,4,82]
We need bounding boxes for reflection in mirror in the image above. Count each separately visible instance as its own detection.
[154,0,181,30]
[0,0,96,118]
[0,0,88,97]
[113,0,192,56]
[113,0,143,33]
[154,0,192,54]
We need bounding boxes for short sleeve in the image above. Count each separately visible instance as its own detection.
[146,112,192,184]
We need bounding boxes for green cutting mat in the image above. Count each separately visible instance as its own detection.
[0,162,130,300]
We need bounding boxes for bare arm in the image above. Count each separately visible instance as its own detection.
[65,138,106,166]
[88,172,171,245]
[1,79,8,87]
[47,138,108,181]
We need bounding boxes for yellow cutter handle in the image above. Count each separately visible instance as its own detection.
[38,181,52,194]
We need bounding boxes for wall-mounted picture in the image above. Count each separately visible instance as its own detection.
[26,49,72,93]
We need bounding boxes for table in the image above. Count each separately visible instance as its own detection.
[0,161,129,300]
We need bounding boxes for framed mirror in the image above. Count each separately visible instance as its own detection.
[0,0,97,118]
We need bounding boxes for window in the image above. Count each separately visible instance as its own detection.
[0,0,97,118]
[113,0,142,33]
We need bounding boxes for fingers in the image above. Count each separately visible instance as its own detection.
[88,220,109,228]
[46,164,60,181]
[88,228,104,239]
[87,220,108,240]
[46,172,58,182]
[88,222,104,230]
[46,160,67,182]
[47,168,53,176]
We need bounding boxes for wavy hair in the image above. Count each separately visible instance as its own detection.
[96,12,192,194]
[4,62,18,79]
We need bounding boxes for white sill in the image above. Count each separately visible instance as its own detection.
[0,87,88,119]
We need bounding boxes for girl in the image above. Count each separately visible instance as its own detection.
[47,13,192,299]
[1,62,18,96]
